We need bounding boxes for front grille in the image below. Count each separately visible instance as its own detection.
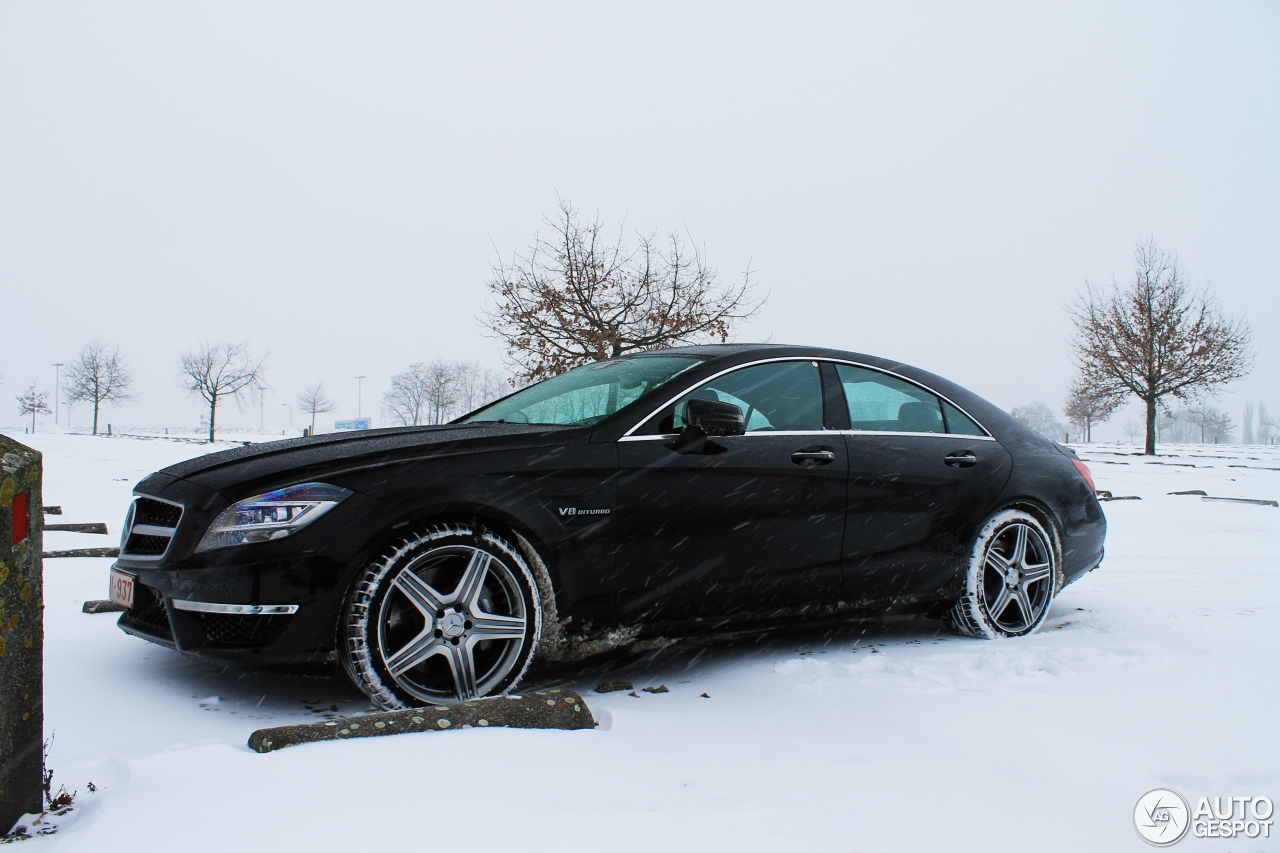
[121,496,183,559]
[124,533,170,556]
[119,583,173,640]
[134,497,182,528]
[197,613,290,648]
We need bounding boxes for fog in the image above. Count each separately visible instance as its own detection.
[2,2,1276,437]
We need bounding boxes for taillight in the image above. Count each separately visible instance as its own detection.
[1071,459,1096,493]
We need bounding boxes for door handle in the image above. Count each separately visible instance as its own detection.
[944,451,977,468]
[791,449,836,465]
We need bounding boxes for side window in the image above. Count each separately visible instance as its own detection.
[835,364,945,434]
[664,361,824,433]
[941,399,986,436]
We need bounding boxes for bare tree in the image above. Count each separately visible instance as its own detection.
[382,363,431,426]
[178,341,269,442]
[296,382,338,433]
[1070,239,1253,455]
[1183,404,1233,444]
[62,341,136,435]
[455,362,510,415]
[1062,377,1123,443]
[482,198,765,382]
[1260,402,1277,444]
[1242,401,1256,444]
[16,383,51,433]
[1010,400,1066,441]
[424,361,459,425]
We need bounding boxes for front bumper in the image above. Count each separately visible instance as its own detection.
[112,488,401,670]
[115,553,347,669]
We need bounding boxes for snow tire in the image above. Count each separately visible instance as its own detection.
[341,523,543,710]
[945,509,1061,639]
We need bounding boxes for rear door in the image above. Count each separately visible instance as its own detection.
[613,360,848,622]
[832,364,1013,602]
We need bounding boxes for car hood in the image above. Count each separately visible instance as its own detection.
[150,423,582,496]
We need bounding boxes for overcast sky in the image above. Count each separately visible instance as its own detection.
[2,1,1276,437]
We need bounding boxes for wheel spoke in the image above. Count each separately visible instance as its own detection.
[470,612,526,642]
[384,630,443,677]
[443,641,480,700]
[1021,561,1052,585]
[987,585,1012,621]
[1010,524,1029,568]
[453,550,492,610]
[985,550,1012,582]
[391,569,448,617]
[1012,586,1035,626]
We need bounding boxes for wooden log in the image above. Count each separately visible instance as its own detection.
[82,600,126,614]
[247,689,595,754]
[41,506,62,515]
[1201,496,1278,508]
[42,547,120,558]
[44,522,107,534]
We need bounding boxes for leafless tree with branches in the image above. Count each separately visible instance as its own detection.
[482,198,765,383]
[382,363,432,426]
[455,362,510,415]
[296,382,338,433]
[1010,400,1066,441]
[178,341,269,442]
[16,383,51,433]
[1182,404,1232,444]
[1063,376,1124,443]
[63,341,136,435]
[1069,238,1253,455]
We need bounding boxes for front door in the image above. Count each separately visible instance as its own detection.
[613,360,848,623]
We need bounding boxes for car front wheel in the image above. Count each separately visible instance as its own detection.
[946,509,1061,639]
[341,523,542,709]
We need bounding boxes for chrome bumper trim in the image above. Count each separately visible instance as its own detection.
[171,600,300,615]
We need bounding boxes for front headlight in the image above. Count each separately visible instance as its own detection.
[196,482,352,553]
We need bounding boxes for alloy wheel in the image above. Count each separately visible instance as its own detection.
[979,522,1054,632]
[376,545,530,704]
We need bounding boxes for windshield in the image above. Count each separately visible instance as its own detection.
[461,356,702,427]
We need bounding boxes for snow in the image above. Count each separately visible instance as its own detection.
[6,432,1279,851]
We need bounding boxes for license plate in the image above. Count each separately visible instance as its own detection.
[110,569,135,609]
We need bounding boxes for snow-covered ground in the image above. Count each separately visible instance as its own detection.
[6,432,1278,852]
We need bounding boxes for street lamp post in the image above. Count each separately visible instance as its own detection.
[52,362,63,427]
[355,376,366,419]
[281,403,292,428]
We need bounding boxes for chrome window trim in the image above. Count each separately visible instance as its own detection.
[619,430,996,443]
[621,356,995,439]
[171,600,300,615]
[119,493,185,562]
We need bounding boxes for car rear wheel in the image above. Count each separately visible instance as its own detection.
[946,509,1060,639]
[341,523,542,710]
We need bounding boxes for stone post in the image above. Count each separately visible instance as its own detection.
[0,436,43,834]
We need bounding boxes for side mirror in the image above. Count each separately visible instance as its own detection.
[669,398,745,453]
[683,398,746,436]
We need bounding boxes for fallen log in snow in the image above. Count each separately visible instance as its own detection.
[1201,496,1278,508]
[44,522,108,534]
[82,600,126,614]
[42,547,120,558]
[247,689,595,754]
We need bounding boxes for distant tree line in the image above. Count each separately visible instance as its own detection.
[9,339,510,443]
[381,360,509,427]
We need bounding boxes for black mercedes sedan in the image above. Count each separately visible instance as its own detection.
[109,344,1105,709]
